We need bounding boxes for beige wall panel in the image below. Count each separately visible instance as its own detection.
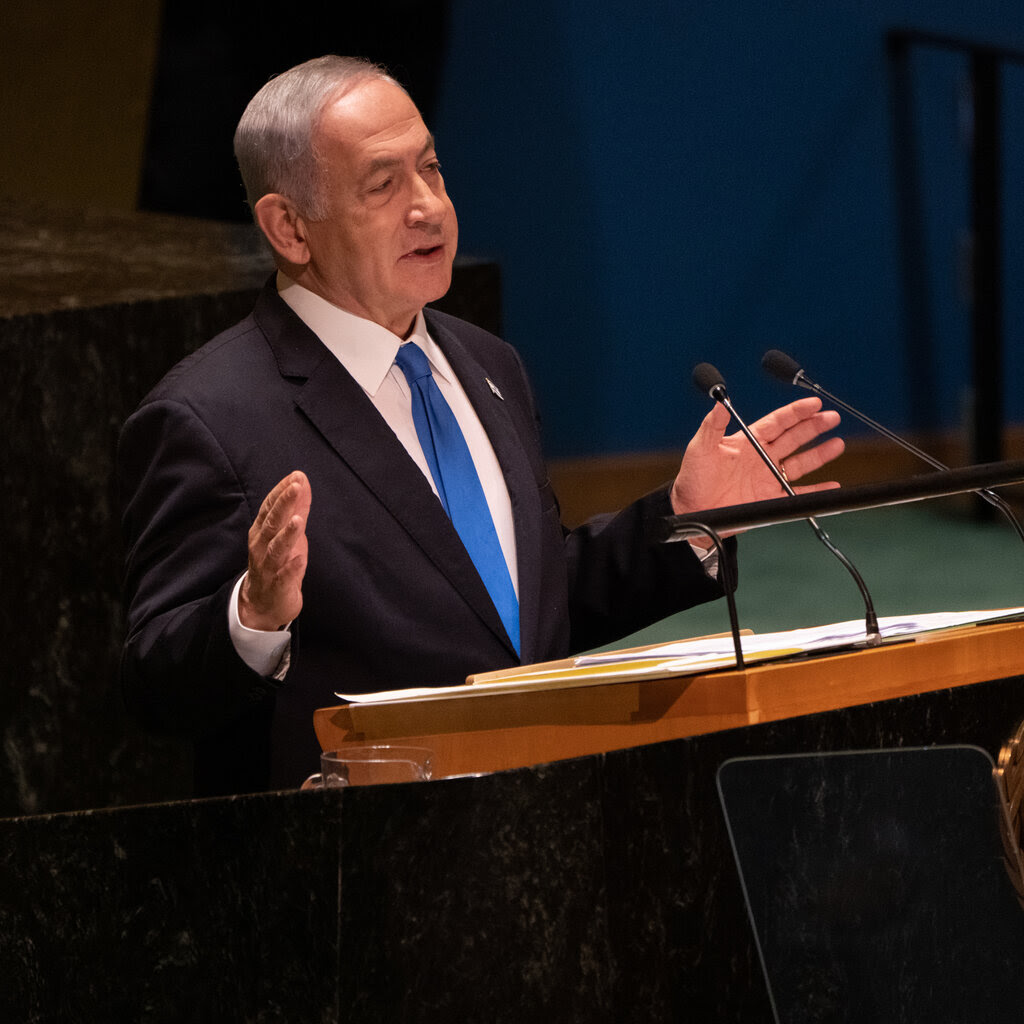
[1,2,162,209]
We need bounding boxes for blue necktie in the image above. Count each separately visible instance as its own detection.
[395,343,520,655]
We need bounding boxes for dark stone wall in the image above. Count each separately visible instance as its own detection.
[1,201,273,815]
[4,674,1024,1022]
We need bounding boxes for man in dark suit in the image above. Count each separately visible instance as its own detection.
[119,56,843,795]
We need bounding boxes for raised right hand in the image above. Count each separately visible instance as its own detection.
[238,470,311,631]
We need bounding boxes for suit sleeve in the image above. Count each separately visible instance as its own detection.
[563,487,735,653]
[118,397,281,738]
[501,342,734,654]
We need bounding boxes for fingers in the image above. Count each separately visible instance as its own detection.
[252,470,311,537]
[673,393,845,517]
[260,511,308,579]
[250,472,310,577]
[752,397,840,449]
[780,435,845,481]
[750,398,843,480]
[750,396,826,442]
[686,402,733,458]
[773,410,841,455]
[241,471,311,631]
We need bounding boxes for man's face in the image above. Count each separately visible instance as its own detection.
[298,78,458,337]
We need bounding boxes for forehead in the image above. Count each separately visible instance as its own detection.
[316,78,430,168]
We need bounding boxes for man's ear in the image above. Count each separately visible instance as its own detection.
[254,194,312,266]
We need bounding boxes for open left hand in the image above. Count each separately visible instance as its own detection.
[670,396,844,518]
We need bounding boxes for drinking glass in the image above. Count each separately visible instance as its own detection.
[301,746,433,788]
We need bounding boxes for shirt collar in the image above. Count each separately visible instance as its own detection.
[276,272,452,395]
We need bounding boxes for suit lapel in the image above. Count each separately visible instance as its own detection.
[254,285,516,655]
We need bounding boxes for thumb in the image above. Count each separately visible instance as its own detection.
[691,401,732,451]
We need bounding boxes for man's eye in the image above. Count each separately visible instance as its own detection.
[424,160,442,175]
[369,178,392,193]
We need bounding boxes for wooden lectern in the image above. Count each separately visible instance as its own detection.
[10,619,1023,1022]
[315,619,1024,778]
[317,464,1024,779]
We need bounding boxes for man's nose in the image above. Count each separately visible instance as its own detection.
[407,176,446,225]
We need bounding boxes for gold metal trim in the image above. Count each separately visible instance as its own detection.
[995,719,1024,909]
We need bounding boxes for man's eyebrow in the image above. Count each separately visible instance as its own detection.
[362,135,437,178]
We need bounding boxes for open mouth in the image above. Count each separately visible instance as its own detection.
[403,245,444,259]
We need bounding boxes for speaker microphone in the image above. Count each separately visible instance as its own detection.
[761,349,1024,546]
[692,362,880,642]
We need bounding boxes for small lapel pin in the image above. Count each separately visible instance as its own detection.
[485,377,504,400]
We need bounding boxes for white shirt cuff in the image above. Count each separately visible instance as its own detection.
[228,574,292,680]
[691,540,720,580]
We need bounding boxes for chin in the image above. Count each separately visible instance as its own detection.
[420,274,454,307]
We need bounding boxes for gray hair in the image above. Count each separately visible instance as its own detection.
[233,55,397,220]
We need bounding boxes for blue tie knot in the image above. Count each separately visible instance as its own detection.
[395,343,433,383]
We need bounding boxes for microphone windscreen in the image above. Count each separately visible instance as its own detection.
[762,349,803,383]
[692,362,726,396]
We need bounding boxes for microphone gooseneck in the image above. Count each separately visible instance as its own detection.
[668,518,746,668]
[761,349,1024,546]
[692,362,881,644]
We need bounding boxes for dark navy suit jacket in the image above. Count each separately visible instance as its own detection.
[119,280,725,794]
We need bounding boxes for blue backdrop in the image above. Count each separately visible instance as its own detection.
[432,1,1024,457]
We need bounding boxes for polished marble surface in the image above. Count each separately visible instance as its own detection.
[1,201,269,817]
[1,790,342,1022]
[0,197,270,316]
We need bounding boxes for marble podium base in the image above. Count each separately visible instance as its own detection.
[4,670,1024,1023]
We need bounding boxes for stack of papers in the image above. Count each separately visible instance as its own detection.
[576,607,1024,666]
[335,607,1024,706]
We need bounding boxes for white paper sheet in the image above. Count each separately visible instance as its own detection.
[575,607,1024,666]
[334,607,1024,706]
